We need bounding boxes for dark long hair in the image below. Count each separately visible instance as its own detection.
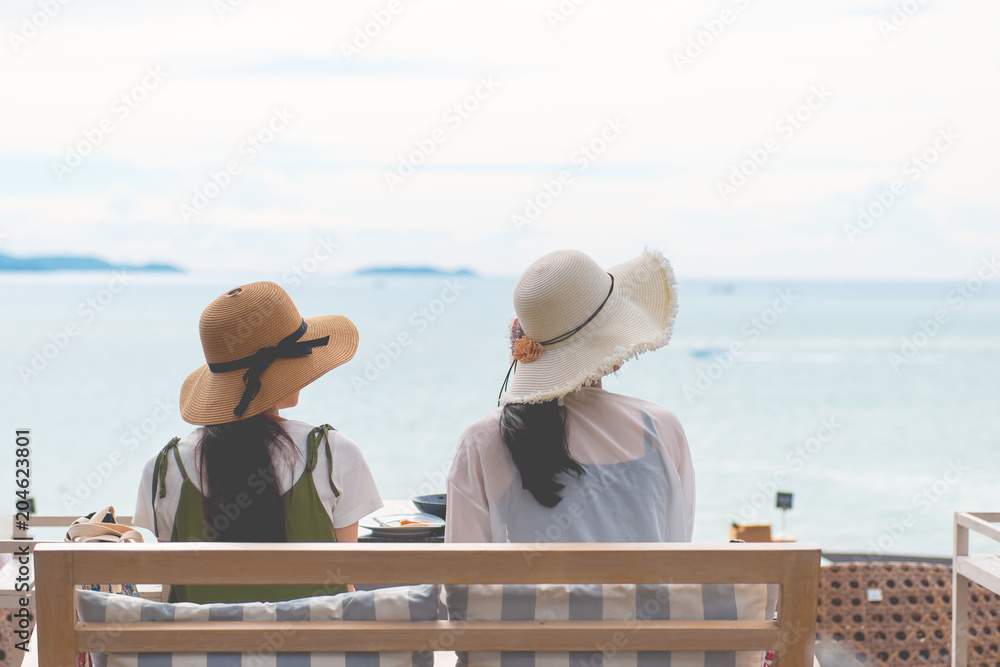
[500,401,584,508]
[198,413,294,542]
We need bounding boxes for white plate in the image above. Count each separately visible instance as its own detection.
[360,513,445,537]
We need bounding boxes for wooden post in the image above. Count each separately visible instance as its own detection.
[953,512,969,667]
[35,547,77,667]
[774,549,820,667]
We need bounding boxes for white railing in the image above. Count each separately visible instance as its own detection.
[952,511,1000,667]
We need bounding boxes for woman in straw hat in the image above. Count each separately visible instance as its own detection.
[133,281,383,602]
[445,249,694,544]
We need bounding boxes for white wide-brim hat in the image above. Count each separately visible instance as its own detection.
[499,247,678,406]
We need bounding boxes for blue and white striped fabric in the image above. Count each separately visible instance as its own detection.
[444,583,776,667]
[76,585,439,667]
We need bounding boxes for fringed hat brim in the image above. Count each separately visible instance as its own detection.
[499,247,677,406]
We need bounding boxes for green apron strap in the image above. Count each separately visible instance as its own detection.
[170,442,192,482]
[306,424,340,498]
[151,437,181,538]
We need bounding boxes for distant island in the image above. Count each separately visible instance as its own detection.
[355,266,476,277]
[0,253,182,272]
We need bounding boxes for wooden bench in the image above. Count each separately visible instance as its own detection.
[34,541,821,666]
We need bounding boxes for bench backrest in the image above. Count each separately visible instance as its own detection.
[34,541,820,666]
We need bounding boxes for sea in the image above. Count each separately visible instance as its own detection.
[3,270,999,557]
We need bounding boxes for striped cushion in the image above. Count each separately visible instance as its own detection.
[444,583,777,667]
[76,585,439,667]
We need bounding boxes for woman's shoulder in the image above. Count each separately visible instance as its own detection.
[139,428,200,466]
[279,419,343,439]
[280,419,364,454]
[278,419,317,437]
[629,395,684,433]
[448,410,505,482]
[573,387,675,411]
[631,395,682,424]
[577,388,683,426]
[136,429,203,492]
[456,410,503,452]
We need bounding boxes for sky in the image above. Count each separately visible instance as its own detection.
[1,0,997,279]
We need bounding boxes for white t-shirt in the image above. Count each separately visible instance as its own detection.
[445,387,694,544]
[133,419,383,539]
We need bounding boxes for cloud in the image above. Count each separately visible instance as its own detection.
[1,0,997,278]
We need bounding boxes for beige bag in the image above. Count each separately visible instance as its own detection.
[66,506,143,597]
[66,506,143,544]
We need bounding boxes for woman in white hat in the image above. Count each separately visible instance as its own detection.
[445,249,694,544]
[133,281,383,602]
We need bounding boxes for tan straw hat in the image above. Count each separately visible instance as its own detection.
[498,247,678,406]
[179,281,358,425]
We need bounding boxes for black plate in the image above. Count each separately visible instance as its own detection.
[413,493,446,519]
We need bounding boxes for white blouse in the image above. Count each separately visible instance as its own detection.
[133,419,383,539]
[445,387,694,544]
